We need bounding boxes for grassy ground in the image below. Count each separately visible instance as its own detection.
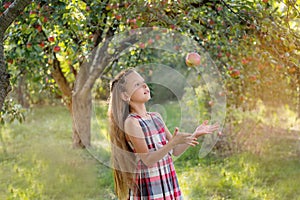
[1,103,300,199]
[0,105,114,200]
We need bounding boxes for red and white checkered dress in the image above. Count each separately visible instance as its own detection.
[127,112,183,200]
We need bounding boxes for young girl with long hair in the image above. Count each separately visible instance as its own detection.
[108,68,219,200]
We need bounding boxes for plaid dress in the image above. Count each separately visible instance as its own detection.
[127,112,183,200]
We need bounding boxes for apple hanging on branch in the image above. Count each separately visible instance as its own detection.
[53,45,61,53]
[185,52,201,67]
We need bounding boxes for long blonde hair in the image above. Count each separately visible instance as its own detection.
[108,68,137,199]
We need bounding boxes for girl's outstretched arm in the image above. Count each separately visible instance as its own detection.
[157,113,220,156]
[124,117,198,167]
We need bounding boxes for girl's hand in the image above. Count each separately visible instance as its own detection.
[193,120,221,138]
[171,127,199,147]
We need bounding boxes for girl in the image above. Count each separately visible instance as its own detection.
[108,68,219,200]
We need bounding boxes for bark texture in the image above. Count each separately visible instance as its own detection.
[0,0,32,111]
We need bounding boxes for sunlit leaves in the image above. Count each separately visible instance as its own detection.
[3,0,299,111]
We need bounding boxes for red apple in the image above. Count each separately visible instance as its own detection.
[147,38,154,45]
[129,18,136,24]
[48,36,55,43]
[39,41,45,48]
[170,24,176,30]
[3,2,12,9]
[208,19,214,25]
[155,35,161,40]
[7,59,13,64]
[26,43,32,48]
[115,14,122,20]
[185,52,201,67]
[230,69,240,78]
[139,42,145,49]
[131,24,138,29]
[89,34,94,40]
[29,10,37,16]
[43,17,48,23]
[36,25,42,32]
[53,45,61,52]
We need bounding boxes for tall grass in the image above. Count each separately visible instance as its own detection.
[1,103,300,199]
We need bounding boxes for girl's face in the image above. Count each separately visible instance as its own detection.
[125,71,151,103]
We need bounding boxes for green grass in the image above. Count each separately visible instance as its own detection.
[1,103,300,200]
[0,105,114,200]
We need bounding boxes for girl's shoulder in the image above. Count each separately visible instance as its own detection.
[127,113,142,119]
[126,112,165,123]
[148,112,161,119]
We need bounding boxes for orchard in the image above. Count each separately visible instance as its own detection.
[0,0,299,198]
[0,0,299,148]
[0,0,299,149]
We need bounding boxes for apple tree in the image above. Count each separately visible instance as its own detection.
[3,0,299,148]
[0,0,32,120]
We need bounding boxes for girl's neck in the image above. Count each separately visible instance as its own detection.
[130,102,148,117]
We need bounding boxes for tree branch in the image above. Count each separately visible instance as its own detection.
[219,0,248,24]
[51,58,73,110]
[0,0,32,35]
[76,28,151,98]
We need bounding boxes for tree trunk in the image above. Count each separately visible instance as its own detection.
[17,72,30,108]
[72,91,92,148]
[51,58,72,111]
[0,0,32,111]
[297,68,300,118]
[50,58,88,147]
[0,36,11,111]
[71,60,92,148]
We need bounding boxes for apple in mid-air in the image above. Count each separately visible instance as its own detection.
[185,52,201,67]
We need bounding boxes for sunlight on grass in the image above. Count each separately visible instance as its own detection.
[1,103,299,199]
[0,105,114,200]
[177,152,300,199]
